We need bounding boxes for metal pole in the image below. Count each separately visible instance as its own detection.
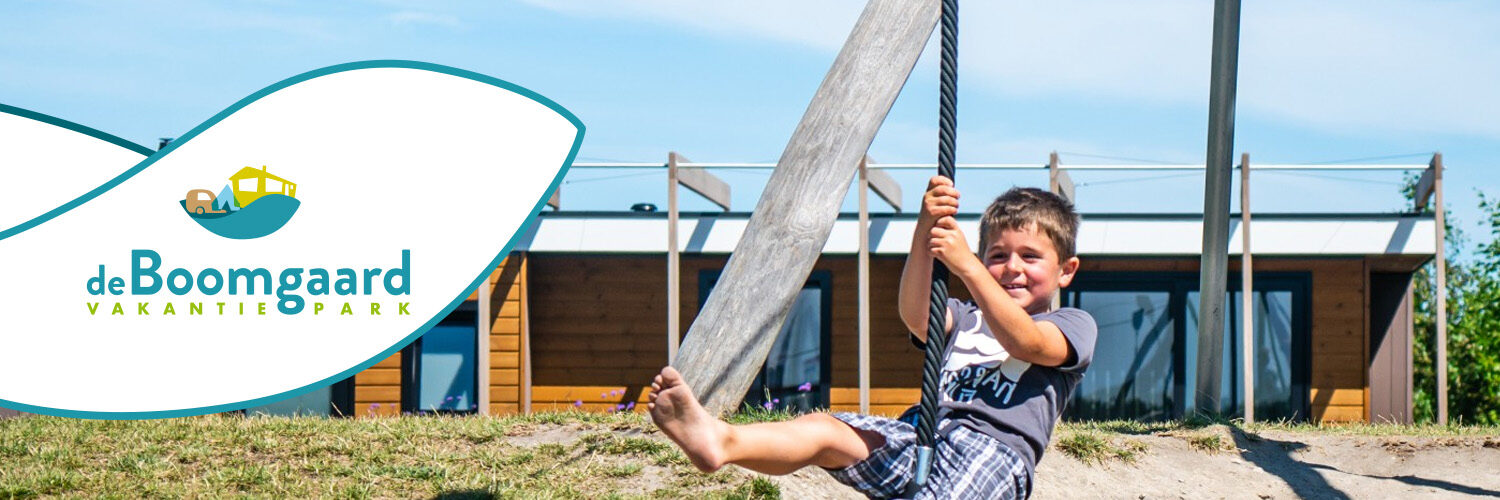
[1196,0,1241,416]
[1240,153,1253,423]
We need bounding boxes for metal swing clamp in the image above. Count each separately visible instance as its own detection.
[908,445,935,495]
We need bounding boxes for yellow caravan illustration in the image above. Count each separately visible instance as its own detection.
[229,166,297,207]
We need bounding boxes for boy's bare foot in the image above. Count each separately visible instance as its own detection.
[648,366,729,472]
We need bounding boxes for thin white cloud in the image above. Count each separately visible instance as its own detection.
[386,10,463,28]
[518,0,864,50]
[525,0,1500,139]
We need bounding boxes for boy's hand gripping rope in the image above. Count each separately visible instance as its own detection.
[910,0,957,495]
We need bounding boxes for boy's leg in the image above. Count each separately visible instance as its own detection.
[649,366,884,475]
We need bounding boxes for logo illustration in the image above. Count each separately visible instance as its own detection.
[0,60,582,418]
[181,165,300,239]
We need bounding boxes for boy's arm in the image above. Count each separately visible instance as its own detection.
[928,216,1073,367]
[899,177,957,343]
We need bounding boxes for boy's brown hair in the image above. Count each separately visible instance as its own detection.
[978,187,1081,260]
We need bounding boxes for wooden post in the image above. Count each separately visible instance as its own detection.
[1047,151,1075,204]
[477,266,492,415]
[1196,0,1241,416]
[673,0,940,416]
[858,156,872,414]
[1432,153,1447,425]
[1240,153,1253,423]
[1047,152,1071,311]
[520,253,533,414]
[668,152,685,363]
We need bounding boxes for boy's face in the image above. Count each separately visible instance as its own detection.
[981,224,1080,315]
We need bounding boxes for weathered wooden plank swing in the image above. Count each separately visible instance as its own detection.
[668,0,957,491]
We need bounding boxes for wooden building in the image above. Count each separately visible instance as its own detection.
[258,159,1441,425]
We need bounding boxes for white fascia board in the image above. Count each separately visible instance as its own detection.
[516,215,1436,256]
[1078,220,1205,255]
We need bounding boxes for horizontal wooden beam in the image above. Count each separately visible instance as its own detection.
[678,166,732,212]
[1413,156,1438,211]
[864,157,902,211]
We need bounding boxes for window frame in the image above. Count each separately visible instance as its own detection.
[697,269,834,411]
[1061,270,1311,421]
[401,300,482,415]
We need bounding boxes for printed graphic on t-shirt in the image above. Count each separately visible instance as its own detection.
[941,308,1032,406]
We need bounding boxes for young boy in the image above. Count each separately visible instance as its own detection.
[649,178,1096,499]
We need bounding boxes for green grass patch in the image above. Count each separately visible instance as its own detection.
[603,463,645,478]
[724,405,798,425]
[1054,429,1146,464]
[0,412,781,498]
[1186,433,1231,454]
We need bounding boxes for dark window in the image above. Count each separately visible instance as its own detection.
[1066,288,1178,421]
[243,377,355,417]
[402,301,480,414]
[1062,272,1309,421]
[698,270,832,413]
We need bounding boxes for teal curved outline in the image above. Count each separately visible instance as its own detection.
[0,103,154,156]
[0,60,584,419]
[0,103,154,239]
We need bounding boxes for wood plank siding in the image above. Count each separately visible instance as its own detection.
[526,253,1380,423]
[353,352,401,418]
[527,254,929,416]
[352,256,528,417]
[489,256,527,415]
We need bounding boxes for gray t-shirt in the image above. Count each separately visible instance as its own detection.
[902,298,1097,478]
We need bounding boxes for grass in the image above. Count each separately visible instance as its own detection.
[1053,429,1147,464]
[0,411,780,499]
[1185,433,1232,454]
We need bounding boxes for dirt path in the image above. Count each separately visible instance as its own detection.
[748,426,1500,499]
[1033,427,1500,499]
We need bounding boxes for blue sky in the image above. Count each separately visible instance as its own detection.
[4,1,1498,244]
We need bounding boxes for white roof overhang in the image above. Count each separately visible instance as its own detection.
[516,213,1436,257]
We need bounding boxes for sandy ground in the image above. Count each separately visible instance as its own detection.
[750,425,1500,499]
[5,410,1493,498]
[1031,427,1500,500]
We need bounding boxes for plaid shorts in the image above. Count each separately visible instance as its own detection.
[822,412,1029,499]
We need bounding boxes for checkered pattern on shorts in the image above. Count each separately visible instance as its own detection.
[821,412,1029,499]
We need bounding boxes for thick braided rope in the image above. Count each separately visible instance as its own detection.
[916,0,959,455]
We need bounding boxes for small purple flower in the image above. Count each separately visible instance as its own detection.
[626,402,636,410]
[772,398,780,404]
[762,401,774,410]
[370,403,380,409]
[797,382,813,392]
[600,392,608,399]
[611,389,621,396]
[445,396,454,402]
[574,400,583,407]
